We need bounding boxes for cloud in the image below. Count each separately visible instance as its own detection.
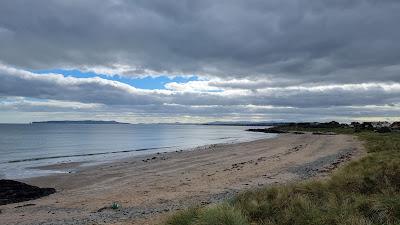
[0,64,164,106]
[0,0,400,84]
[1,64,400,115]
[208,78,297,90]
[165,80,221,92]
[0,97,102,112]
[1,1,400,122]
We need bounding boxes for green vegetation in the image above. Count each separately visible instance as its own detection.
[279,126,356,134]
[165,205,249,225]
[111,202,121,210]
[163,129,400,225]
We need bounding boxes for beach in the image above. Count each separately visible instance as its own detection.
[0,133,364,225]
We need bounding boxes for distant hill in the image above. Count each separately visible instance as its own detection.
[31,120,129,125]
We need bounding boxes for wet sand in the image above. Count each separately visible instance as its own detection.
[0,133,364,225]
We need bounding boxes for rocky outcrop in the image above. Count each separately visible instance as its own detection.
[0,179,56,205]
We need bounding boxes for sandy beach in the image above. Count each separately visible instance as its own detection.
[0,133,364,225]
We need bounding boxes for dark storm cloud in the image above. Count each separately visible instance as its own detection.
[0,0,400,83]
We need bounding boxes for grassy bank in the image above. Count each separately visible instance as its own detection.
[163,129,400,225]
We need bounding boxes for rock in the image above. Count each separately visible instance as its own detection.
[0,179,56,205]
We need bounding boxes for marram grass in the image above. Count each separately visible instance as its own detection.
[162,130,400,225]
[164,204,248,225]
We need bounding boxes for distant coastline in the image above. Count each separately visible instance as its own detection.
[28,120,281,126]
[31,120,129,125]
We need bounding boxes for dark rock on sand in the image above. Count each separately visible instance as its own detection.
[0,179,56,205]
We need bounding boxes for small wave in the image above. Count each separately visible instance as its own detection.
[211,136,234,140]
[6,146,174,163]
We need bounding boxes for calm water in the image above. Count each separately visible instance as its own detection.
[0,124,274,179]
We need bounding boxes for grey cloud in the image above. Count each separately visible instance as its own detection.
[0,97,102,112]
[2,98,399,123]
[82,104,400,122]
[0,65,162,105]
[0,0,400,84]
[169,84,400,108]
[208,79,300,90]
[1,65,400,109]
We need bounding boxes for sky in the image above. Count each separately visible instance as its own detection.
[0,0,400,123]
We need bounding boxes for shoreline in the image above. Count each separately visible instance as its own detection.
[1,131,273,180]
[21,134,276,180]
[22,135,278,187]
[0,133,364,225]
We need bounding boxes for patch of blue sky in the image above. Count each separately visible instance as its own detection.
[33,69,199,90]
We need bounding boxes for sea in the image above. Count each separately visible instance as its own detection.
[0,124,275,179]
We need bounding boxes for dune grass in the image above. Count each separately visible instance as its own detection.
[163,130,400,225]
[164,205,249,225]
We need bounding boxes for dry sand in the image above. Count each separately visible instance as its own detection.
[0,133,364,225]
